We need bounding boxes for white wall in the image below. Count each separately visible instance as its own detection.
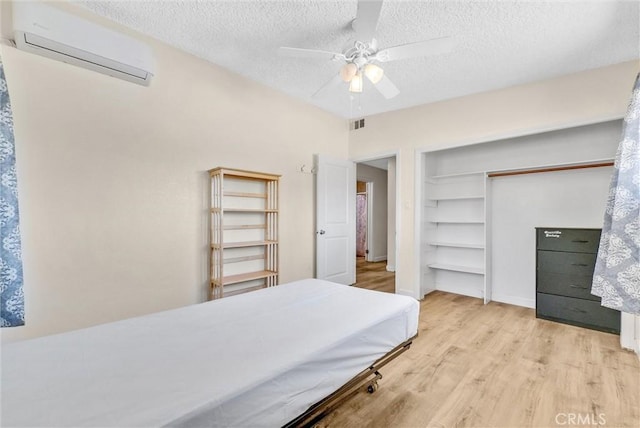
[0,2,348,342]
[636,315,640,353]
[488,121,621,307]
[356,163,388,262]
[491,167,613,307]
[349,60,639,299]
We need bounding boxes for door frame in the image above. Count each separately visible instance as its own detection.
[365,181,374,262]
[352,151,400,293]
[355,185,368,259]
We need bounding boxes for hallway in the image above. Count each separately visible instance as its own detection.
[353,257,394,294]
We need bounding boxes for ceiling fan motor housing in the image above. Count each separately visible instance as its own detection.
[343,39,379,68]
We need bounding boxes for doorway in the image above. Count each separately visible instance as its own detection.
[356,181,368,258]
[354,156,397,294]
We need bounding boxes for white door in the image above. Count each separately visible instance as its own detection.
[316,155,356,285]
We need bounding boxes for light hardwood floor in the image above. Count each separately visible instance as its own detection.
[320,290,640,428]
[354,258,395,294]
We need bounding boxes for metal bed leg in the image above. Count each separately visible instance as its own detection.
[282,334,417,428]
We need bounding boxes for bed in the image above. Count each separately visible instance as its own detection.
[1,278,419,427]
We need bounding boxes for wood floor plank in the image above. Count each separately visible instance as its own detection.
[319,290,640,428]
[354,258,395,294]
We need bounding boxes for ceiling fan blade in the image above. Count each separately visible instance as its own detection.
[373,74,400,99]
[312,73,344,99]
[353,0,383,41]
[376,37,455,62]
[278,47,344,61]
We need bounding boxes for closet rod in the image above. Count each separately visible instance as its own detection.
[487,161,614,178]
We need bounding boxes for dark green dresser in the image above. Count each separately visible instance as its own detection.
[535,228,620,334]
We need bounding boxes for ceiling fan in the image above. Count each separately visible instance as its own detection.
[278,0,455,99]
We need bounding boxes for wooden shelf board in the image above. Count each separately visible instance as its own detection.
[428,242,485,249]
[224,191,267,199]
[224,284,267,297]
[223,224,266,230]
[428,263,485,275]
[221,270,277,285]
[223,254,265,264]
[211,208,278,213]
[213,240,278,249]
[209,167,281,181]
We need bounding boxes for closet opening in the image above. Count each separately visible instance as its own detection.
[418,118,623,308]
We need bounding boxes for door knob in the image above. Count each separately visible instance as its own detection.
[318,230,326,235]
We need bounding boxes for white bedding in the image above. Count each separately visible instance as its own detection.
[1,279,419,427]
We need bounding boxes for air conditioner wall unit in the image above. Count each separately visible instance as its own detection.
[12,2,154,86]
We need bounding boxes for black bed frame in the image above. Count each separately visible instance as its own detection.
[282,334,417,427]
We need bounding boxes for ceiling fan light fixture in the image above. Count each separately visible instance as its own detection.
[349,72,363,93]
[340,63,358,82]
[364,63,384,84]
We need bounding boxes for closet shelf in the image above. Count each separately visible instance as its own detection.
[428,219,484,224]
[428,158,614,180]
[428,242,485,249]
[427,263,485,275]
[427,195,484,201]
[429,171,486,179]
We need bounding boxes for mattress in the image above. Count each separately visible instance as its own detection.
[1,278,419,427]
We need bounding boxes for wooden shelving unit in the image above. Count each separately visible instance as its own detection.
[209,167,280,299]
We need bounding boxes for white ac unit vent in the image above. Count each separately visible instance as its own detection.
[12,2,154,86]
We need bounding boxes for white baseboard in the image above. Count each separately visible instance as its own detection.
[491,293,535,309]
[386,264,395,272]
[620,313,640,355]
[373,255,387,263]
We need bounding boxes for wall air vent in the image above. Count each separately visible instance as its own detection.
[351,118,365,130]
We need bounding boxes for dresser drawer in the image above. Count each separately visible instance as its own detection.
[536,293,620,334]
[537,271,599,301]
[537,250,597,277]
[536,228,601,253]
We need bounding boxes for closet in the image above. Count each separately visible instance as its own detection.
[420,119,623,307]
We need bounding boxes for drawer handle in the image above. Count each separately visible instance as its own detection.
[571,263,589,267]
[569,284,588,290]
[571,240,590,243]
[568,307,587,314]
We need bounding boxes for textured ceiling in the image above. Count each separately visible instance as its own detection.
[75,0,640,119]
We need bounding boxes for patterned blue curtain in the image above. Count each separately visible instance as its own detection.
[0,55,24,327]
[592,73,640,315]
